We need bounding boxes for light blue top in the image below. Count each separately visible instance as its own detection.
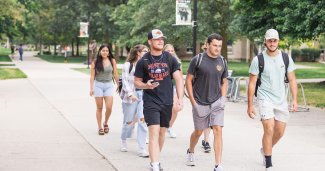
[249,50,295,104]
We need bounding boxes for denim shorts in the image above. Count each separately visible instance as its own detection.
[94,80,114,97]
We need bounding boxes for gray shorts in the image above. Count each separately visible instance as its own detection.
[94,80,114,97]
[192,96,226,130]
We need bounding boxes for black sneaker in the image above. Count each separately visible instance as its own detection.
[202,140,211,153]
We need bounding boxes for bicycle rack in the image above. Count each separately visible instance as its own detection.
[287,82,310,112]
[228,77,248,102]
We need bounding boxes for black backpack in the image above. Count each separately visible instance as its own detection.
[254,51,289,97]
[117,63,133,94]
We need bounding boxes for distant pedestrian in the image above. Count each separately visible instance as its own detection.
[64,46,69,63]
[89,40,97,62]
[90,44,119,135]
[10,45,15,59]
[134,29,184,171]
[185,33,228,171]
[163,44,183,138]
[119,44,149,157]
[247,29,298,171]
[18,44,23,61]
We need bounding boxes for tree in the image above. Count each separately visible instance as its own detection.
[0,0,26,40]
[232,0,325,43]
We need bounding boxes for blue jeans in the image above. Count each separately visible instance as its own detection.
[19,53,23,61]
[121,91,147,150]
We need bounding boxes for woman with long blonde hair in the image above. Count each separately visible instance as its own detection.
[163,44,182,138]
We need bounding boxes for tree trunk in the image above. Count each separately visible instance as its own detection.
[54,44,57,56]
[40,37,43,55]
[249,41,258,64]
[115,45,120,60]
[71,39,75,57]
[76,37,80,56]
[220,28,228,60]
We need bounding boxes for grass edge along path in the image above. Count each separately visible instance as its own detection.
[0,68,27,80]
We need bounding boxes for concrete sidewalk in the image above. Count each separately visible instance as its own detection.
[1,52,325,171]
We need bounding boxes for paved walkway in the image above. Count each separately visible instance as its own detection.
[1,52,325,171]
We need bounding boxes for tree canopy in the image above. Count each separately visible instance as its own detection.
[1,0,324,57]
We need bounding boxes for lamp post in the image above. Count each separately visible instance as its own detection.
[192,0,197,56]
[86,19,90,69]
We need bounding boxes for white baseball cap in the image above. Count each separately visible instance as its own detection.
[265,29,279,40]
[148,29,166,40]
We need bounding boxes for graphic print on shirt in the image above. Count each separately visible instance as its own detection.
[148,62,169,81]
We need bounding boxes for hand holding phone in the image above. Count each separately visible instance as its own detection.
[147,79,159,89]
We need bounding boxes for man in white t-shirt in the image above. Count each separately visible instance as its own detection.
[247,29,298,171]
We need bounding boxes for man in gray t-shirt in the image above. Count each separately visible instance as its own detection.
[185,33,228,171]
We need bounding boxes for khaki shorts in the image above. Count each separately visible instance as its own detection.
[192,96,226,130]
[257,99,290,123]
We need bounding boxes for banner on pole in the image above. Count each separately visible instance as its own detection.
[79,22,89,37]
[175,0,192,25]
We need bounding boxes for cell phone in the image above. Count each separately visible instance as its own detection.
[152,82,159,86]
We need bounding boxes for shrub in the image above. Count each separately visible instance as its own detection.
[43,51,52,55]
[291,48,301,61]
[301,48,320,62]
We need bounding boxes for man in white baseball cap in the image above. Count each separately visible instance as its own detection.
[264,29,279,40]
[247,29,298,171]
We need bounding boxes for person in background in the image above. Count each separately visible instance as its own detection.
[18,44,23,61]
[163,44,183,138]
[120,44,149,157]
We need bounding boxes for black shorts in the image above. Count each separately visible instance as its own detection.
[143,101,172,128]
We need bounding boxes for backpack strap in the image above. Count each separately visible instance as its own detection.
[193,53,203,78]
[220,55,227,84]
[281,51,289,83]
[129,62,133,74]
[255,53,264,97]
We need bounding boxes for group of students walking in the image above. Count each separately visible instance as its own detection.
[89,28,298,171]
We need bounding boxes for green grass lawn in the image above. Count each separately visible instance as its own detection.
[298,82,325,108]
[0,48,26,79]
[0,64,15,67]
[0,68,27,80]
[295,62,325,79]
[37,54,87,63]
[0,47,12,62]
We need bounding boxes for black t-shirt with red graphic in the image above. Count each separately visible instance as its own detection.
[134,51,180,105]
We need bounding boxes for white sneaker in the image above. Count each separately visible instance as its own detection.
[120,141,128,152]
[266,166,273,171]
[150,163,163,171]
[146,138,149,144]
[214,165,224,171]
[186,149,195,166]
[168,128,177,138]
[260,148,266,166]
[138,149,149,158]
